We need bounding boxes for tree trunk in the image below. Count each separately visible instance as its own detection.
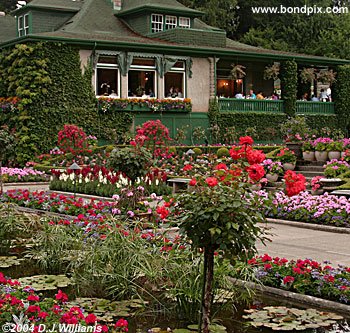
[202,246,214,333]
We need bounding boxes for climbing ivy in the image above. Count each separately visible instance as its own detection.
[280,60,298,117]
[334,65,350,133]
[0,42,132,164]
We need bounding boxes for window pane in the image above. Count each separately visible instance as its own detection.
[132,58,155,67]
[128,70,155,97]
[24,14,29,26]
[165,72,184,98]
[97,68,119,96]
[18,16,23,28]
[98,56,118,64]
[179,17,190,28]
[173,61,185,69]
[165,15,177,29]
[151,14,163,33]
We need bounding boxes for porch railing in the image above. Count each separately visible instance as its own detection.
[296,101,335,114]
[218,99,284,113]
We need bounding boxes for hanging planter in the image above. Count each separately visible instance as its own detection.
[229,64,246,80]
[263,63,280,81]
[317,69,337,85]
[300,68,316,84]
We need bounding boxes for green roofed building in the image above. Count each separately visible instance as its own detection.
[0,0,349,139]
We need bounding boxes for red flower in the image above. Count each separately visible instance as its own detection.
[246,149,265,165]
[247,164,265,182]
[189,178,197,186]
[55,290,68,303]
[239,136,254,146]
[283,276,295,284]
[115,319,129,332]
[205,177,218,187]
[85,313,97,325]
[214,163,228,171]
[27,294,40,302]
[183,164,193,171]
[156,206,169,220]
[264,263,272,270]
[284,170,306,197]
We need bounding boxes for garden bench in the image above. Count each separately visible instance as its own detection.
[167,178,191,194]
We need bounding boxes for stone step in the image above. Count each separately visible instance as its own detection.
[297,170,324,178]
[296,165,325,172]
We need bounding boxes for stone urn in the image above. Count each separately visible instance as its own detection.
[315,151,328,162]
[285,142,302,160]
[328,151,341,160]
[311,189,323,195]
[341,151,346,158]
[266,173,279,183]
[283,163,296,171]
[302,151,315,162]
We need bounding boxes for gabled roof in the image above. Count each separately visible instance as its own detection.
[117,0,203,17]
[14,0,83,14]
[0,15,17,43]
[1,0,349,66]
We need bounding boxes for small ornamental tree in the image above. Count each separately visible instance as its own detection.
[57,124,89,156]
[108,140,153,185]
[135,120,171,158]
[176,136,268,333]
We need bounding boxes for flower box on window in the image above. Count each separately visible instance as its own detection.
[97,97,192,113]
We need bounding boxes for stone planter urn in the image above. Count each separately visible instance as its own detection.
[266,173,279,183]
[315,151,328,162]
[251,184,262,191]
[341,151,346,158]
[302,151,315,162]
[328,151,341,160]
[311,189,323,195]
[285,142,302,160]
[283,163,296,171]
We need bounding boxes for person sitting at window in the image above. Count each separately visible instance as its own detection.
[235,92,244,99]
[109,90,117,97]
[302,93,309,101]
[319,89,328,102]
[174,87,183,98]
[271,92,279,100]
[148,89,155,98]
[247,89,256,99]
[256,91,264,100]
[311,94,319,101]
[167,87,175,98]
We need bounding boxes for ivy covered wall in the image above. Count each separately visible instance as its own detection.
[0,42,132,164]
[334,64,350,134]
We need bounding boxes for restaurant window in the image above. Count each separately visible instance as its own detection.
[164,61,185,98]
[179,17,190,28]
[96,56,119,97]
[151,14,163,33]
[18,14,29,36]
[165,15,177,30]
[128,58,156,98]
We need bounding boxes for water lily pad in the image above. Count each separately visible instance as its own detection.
[0,256,24,268]
[64,297,147,322]
[243,306,343,331]
[18,274,72,291]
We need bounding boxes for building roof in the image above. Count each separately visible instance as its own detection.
[14,0,83,14]
[2,0,349,66]
[117,0,203,17]
[0,15,17,43]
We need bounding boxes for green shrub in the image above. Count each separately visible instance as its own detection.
[168,146,177,155]
[193,147,203,155]
[217,147,230,158]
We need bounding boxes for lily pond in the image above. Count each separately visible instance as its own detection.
[2,251,349,333]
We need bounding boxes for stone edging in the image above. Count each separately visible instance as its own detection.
[14,206,76,220]
[266,218,350,234]
[47,190,113,202]
[229,277,350,316]
[4,182,50,186]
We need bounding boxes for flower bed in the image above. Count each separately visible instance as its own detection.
[257,190,350,227]
[1,167,47,183]
[0,97,20,113]
[1,189,115,216]
[97,97,192,113]
[0,272,128,332]
[236,254,350,304]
